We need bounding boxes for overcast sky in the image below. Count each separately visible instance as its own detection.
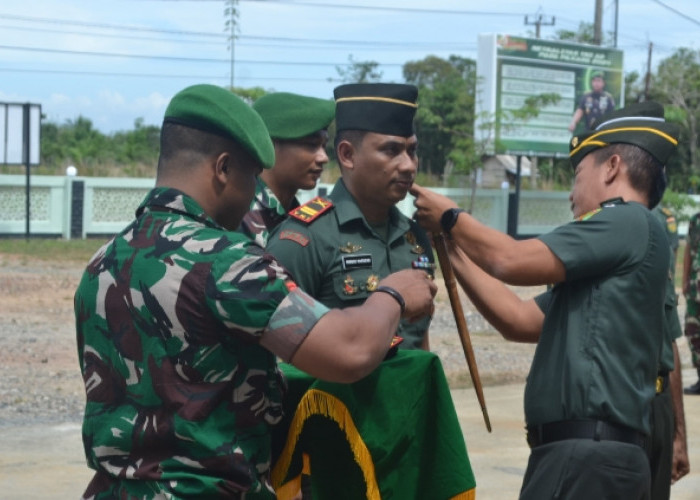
[1,0,699,134]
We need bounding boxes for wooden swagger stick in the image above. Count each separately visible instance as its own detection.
[433,233,492,432]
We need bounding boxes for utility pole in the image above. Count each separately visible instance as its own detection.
[225,0,238,89]
[524,13,555,38]
[522,13,555,191]
[594,0,603,45]
[613,0,619,48]
[644,42,654,101]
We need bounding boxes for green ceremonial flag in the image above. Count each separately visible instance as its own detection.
[271,350,476,499]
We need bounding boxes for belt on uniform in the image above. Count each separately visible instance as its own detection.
[526,419,647,449]
[656,373,669,394]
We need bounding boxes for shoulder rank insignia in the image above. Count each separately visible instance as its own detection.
[288,196,334,224]
[576,207,601,222]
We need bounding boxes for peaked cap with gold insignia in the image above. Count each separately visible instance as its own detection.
[569,101,680,169]
[334,83,418,137]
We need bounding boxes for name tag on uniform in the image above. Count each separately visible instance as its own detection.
[342,253,373,271]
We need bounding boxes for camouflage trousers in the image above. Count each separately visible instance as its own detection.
[684,299,700,368]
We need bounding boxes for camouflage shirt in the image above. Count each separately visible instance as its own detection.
[75,187,328,499]
[686,212,700,303]
[238,178,299,248]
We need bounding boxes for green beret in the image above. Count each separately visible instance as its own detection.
[253,92,335,140]
[164,84,274,169]
[591,70,604,80]
[334,83,418,137]
[569,101,679,168]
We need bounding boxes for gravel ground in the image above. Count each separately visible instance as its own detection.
[0,253,542,428]
[1,253,689,427]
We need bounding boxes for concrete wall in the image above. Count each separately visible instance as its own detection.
[9,174,684,239]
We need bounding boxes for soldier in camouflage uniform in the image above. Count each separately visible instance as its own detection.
[682,210,700,394]
[239,92,335,247]
[74,84,436,499]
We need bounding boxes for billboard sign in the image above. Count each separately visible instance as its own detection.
[475,34,624,157]
[0,103,41,165]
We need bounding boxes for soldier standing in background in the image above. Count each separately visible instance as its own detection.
[682,210,700,394]
[239,92,335,247]
[649,203,689,499]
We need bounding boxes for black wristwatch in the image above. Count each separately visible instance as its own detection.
[440,208,465,235]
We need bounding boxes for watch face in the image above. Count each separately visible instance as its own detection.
[441,208,462,234]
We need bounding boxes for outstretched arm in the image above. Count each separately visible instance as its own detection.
[411,184,565,287]
[447,241,543,343]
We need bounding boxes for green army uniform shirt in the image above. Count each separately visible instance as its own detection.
[239,177,299,248]
[266,179,434,349]
[530,199,669,435]
[652,204,683,373]
[75,187,329,499]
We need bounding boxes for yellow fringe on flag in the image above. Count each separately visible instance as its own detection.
[449,489,476,500]
[271,388,381,500]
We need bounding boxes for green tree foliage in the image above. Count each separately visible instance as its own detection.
[403,55,477,180]
[336,55,383,83]
[36,117,159,177]
[652,48,700,192]
[552,22,614,47]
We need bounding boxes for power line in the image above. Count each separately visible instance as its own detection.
[650,0,700,27]
[0,66,342,82]
[0,44,406,67]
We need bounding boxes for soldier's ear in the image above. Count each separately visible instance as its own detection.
[214,153,230,184]
[336,140,355,170]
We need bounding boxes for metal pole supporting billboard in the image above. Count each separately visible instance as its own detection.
[23,103,31,239]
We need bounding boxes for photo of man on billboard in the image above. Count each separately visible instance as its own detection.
[568,70,616,133]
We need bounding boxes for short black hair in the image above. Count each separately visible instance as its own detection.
[334,129,367,153]
[592,143,666,208]
[157,122,235,176]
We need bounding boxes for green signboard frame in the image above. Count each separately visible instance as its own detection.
[476,34,624,157]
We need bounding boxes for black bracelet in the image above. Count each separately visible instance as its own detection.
[374,285,406,314]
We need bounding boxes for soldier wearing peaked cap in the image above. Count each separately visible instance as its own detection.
[268,83,435,350]
[411,101,681,499]
[74,83,436,500]
[239,92,335,247]
[266,83,476,499]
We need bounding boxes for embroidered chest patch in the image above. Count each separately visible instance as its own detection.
[279,230,309,247]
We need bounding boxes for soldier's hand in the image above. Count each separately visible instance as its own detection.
[410,183,458,234]
[379,269,437,321]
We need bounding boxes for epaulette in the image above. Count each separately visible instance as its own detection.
[576,207,601,222]
[288,196,334,224]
